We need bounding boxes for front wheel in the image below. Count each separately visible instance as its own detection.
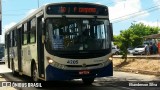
[82,78,94,85]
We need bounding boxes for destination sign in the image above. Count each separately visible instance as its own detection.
[46,4,108,15]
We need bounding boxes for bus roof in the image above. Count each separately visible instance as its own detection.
[46,2,108,7]
[5,5,45,34]
[5,2,108,34]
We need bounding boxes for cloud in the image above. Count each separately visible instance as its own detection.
[4,22,17,31]
[1,8,36,43]
[25,9,37,16]
[153,0,160,6]
[0,35,4,43]
[137,20,160,27]
[109,0,149,22]
[0,22,17,43]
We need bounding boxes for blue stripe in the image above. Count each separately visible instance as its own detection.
[46,62,113,81]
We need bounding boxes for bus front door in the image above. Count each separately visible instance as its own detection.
[6,34,10,68]
[17,27,22,72]
[37,16,45,78]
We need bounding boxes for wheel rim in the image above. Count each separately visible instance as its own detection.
[33,66,38,81]
[12,62,15,74]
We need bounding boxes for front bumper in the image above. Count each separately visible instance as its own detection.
[46,61,113,81]
[133,51,145,55]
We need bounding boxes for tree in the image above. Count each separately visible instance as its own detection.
[114,23,160,61]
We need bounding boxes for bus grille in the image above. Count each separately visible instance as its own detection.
[66,64,100,68]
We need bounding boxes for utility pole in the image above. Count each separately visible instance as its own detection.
[0,0,1,35]
[157,19,159,27]
[37,0,39,8]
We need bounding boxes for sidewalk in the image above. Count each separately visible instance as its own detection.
[0,74,17,90]
[0,64,16,90]
[112,54,160,59]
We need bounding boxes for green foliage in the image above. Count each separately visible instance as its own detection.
[114,23,160,60]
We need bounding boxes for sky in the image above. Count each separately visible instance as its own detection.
[0,0,160,43]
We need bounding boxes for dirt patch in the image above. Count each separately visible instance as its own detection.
[112,58,160,76]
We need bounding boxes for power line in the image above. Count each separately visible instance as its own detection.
[111,4,160,23]
[3,9,31,12]
[3,14,24,16]
[110,0,160,23]
[112,4,160,21]
[3,0,121,13]
[2,1,160,21]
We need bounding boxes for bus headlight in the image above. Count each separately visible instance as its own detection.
[46,56,66,69]
[48,59,54,64]
[100,63,104,67]
[100,61,110,67]
[52,61,66,69]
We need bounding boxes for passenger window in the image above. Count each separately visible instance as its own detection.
[23,23,27,44]
[27,21,31,43]
[11,30,17,47]
[30,18,36,43]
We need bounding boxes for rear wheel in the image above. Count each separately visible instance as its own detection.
[11,60,18,76]
[32,64,39,82]
[82,78,94,85]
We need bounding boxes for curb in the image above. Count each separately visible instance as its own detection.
[112,56,160,60]
[114,68,160,76]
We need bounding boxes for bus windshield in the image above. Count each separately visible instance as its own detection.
[45,18,110,51]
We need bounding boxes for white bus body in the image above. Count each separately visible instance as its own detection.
[5,2,113,85]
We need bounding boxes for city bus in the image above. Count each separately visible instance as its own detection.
[5,2,113,85]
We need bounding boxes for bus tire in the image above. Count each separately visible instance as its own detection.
[11,59,18,76]
[32,64,39,82]
[82,78,94,85]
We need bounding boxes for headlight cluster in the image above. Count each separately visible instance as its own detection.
[139,50,144,52]
[100,61,109,67]
[47,59,66,69]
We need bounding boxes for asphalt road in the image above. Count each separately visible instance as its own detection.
[1,64,160,90]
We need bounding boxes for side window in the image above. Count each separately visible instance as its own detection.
[27,21,31,43]
[10,32,12,47]
[13,30,17,46]
[22,25,24,45]
[5,35,7,48]
[30,18,36,43]
[8,33,10,47]
[23,23,27,45]
[11,31,15,47]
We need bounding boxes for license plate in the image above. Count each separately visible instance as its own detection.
[79,70,90,75]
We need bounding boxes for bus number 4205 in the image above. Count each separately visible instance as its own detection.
[67,60,78,64]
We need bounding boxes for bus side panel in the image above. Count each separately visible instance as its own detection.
[21,45,27,75]
[12,47,18,72]
[29,43,37,76]
[22,44,37,76]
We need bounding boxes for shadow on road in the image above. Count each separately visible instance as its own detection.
[2,72,101,90]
